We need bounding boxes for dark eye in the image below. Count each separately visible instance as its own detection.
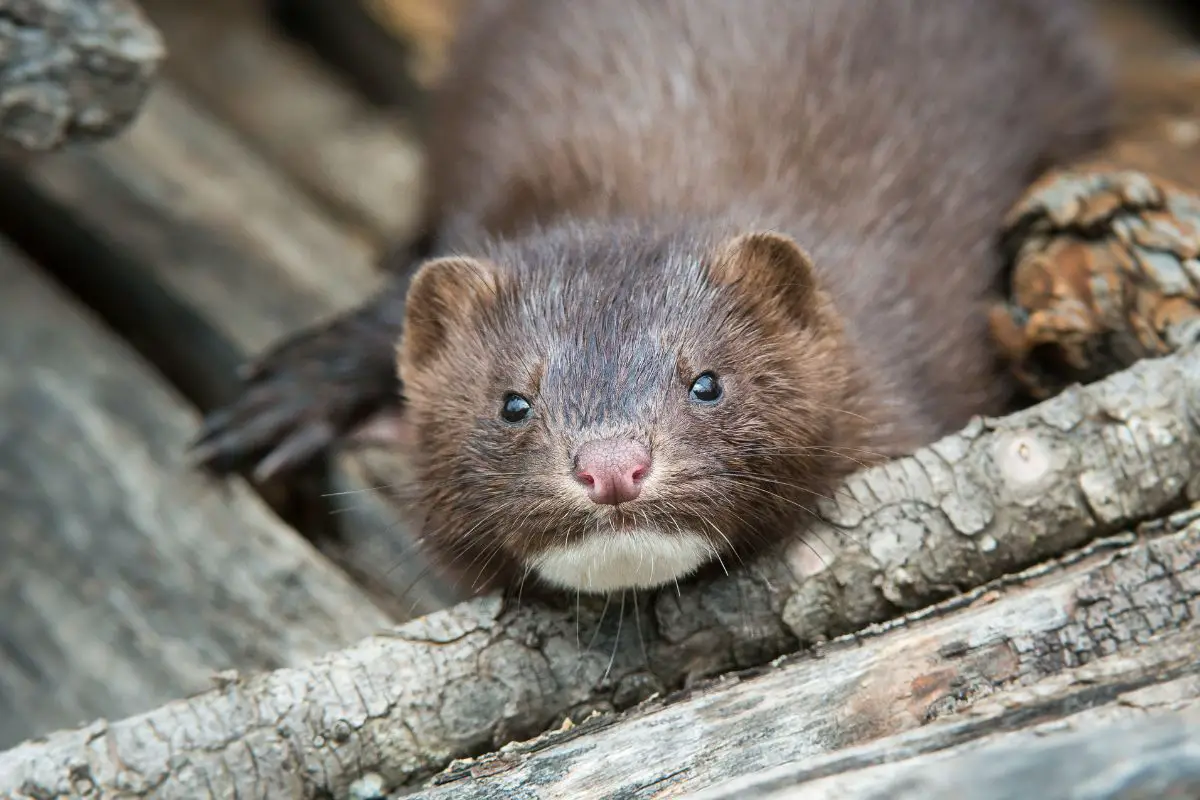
[688,372,723,404]
[500,392,532,423]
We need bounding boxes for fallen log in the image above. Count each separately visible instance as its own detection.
[696,688,1200,800]
[415,515,1200,798]
[0,0,164,152]
[2,339,1196,799]
[0,229,392,750]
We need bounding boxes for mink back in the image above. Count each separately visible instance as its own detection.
[420,0,1112,437]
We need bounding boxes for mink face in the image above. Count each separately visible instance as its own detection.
[397,221,872,593]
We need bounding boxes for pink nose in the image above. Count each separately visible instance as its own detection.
[573,438,652,505]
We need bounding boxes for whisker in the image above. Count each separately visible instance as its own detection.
[602,590,626,684]
[722,480,862,551]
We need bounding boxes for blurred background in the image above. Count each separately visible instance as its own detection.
[1,0,1200,753]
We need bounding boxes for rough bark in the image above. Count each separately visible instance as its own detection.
[1,344,1196,799]
[991,167,1200,399]
[0,0,164,152]
[416,518,1200,799]
[0,234,392,751]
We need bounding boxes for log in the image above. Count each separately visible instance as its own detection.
[989,166,1200,399]
[0,0,164,152]
[415,518,1200,799]
[1,344,1196,798]
[0,81,455,619]
[696,696,1200,800]
[5,3,1199,795]
[139,0,425,245]
[0,233,391,752]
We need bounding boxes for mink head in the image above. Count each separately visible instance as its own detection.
[395,221,868,594]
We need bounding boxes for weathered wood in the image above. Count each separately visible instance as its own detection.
[0,0,164,152]
[3,4,1198,794]
[0,346,1196,798]
[0,81,456,619]
[0,234,392,752]
[140,0,425,245]
[696,696,1200,800]
[413,519,1200,799]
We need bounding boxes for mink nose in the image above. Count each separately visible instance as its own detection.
[572,438,652,505]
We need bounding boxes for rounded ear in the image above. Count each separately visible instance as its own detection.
[707,231,821,321]
[399,256,502,373]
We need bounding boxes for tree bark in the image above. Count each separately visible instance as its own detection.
[2,343,1197,799]
[991,167,1200,399]
[0,0,163,152]
[417,518,1200,799]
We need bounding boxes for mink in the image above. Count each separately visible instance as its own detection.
[193,0,1114,594]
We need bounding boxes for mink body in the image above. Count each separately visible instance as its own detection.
[194,0,1113,594]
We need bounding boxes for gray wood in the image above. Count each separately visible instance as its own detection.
[140,0,426,246]
[0,235,392,752]
[696,692,1200,800]
[1,347,1196,799]
[415,519,1200,798]
[0,0,163,152]
[0,81,457,618]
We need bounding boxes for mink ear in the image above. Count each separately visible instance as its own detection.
[708,231,821,321]
[399,256,503,373]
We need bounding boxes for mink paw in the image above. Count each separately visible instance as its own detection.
[191,315,403,482]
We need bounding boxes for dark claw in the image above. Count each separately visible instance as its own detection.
[253,420,337,483]
[189,294,408,482]
[190,397,307,472]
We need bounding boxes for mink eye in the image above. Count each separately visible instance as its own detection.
[688,372,723,404]
[500,392,532,423]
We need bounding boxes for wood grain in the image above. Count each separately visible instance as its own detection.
[697,690,1200,799]
[0,82,456,620]
[418,519,1200,799]
[0,235,391,752]
[141,0,425,245]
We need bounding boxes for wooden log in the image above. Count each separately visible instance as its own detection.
[414,519,1200,799]
[0,0,164,152]
[1,346,1196,798]
[0,234,391,752]
[139,0,425,246]
[695,695,1200,800]
[4,4,1198,794]
[0,81,457,619]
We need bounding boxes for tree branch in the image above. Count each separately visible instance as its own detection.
[0,0,164,152]
[2,342,1197,799]
[415,517,1200,799]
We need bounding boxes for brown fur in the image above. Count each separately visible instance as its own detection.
[194,0,1114,593]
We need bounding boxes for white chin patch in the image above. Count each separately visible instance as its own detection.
[529,528,714,593]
